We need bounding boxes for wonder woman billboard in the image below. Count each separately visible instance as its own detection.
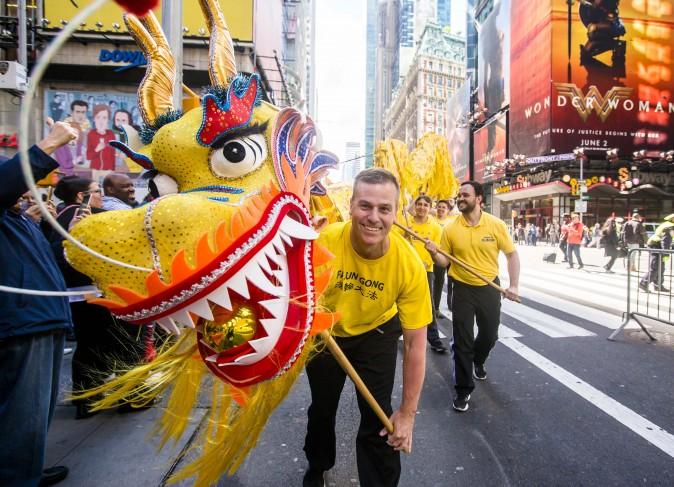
[510,0,674,156]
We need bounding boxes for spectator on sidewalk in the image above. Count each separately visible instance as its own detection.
[601,218,620,273]
[640,217,674,293]
[102,173,136,211]
[1,119,79,487]
[564,213,584,269]
[621,212,646,272]
[587,223,602,248]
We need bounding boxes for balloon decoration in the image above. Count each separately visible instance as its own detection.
[66,1,339,485]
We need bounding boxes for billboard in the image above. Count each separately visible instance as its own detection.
[477,0,511,111]
[44,89,143,178]
[550,0,674,155]
[447,81,471,181]
[44,0,254,42]
[473,112,507,183]
[510,0,674,157]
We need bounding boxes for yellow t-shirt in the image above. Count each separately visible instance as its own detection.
[439,212,515,286]
[396,218,442,272]
[317,221,432,337]
[435,215,453,227]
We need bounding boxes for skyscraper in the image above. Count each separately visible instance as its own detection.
[344,141,363,182]
[364,0,377,168]
[436,0,451,27]
[374,0,400,144]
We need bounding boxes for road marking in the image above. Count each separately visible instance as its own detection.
[501,299,596,337]
[440,292,522,338]
[513,287,637,330]
[500,337,674,459]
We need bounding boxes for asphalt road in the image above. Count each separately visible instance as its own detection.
[46,245,674,486]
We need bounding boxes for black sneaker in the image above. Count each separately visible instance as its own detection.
[654,285,670,293]
[39,466,68,486]
[639,282,650,293]
[430,340,448,353]
[473,363,487,381]
[303,469,325,487]
[452,394,471,412]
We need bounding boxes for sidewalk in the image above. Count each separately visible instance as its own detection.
[45,351,206,486]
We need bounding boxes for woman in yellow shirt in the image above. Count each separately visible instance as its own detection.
[399,195,446,353]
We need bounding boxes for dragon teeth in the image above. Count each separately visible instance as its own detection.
[279,215,318,241]
[157,317,181,335]
[186,299,214,321]
[207,285,232,311]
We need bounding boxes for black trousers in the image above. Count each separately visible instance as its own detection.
[641,252,665,285]
[425,272,440,343]
[450,279,501,396]
[71,301,147,404]
[433,264,452,312]
[304,316,402,487]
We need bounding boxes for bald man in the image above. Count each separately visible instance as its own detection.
[102,173,136,210]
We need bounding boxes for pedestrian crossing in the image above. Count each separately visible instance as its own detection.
[437,267,640,340]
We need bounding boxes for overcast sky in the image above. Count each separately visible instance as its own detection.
[314,0,467,167]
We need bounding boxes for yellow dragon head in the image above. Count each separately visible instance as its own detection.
[66,0,338,388]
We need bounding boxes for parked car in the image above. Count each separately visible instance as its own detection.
[643,222,658,239]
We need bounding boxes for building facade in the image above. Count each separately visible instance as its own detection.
[383,22,466,148]
[282,0,316,116]
[343,141,363,182]
[364,0,378,168]
[374,0,400,145]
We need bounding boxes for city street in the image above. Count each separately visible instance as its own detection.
[45,244,674,486]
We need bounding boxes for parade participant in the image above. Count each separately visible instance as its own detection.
[304,168,430,487]
[397,195,446,352]
[1,119,78,486]
[433,199,457,314]
[426,181,519,412]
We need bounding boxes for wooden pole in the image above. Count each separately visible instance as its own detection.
[319,331,395,435]
[393,221,521,303]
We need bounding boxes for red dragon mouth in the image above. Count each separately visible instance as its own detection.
[93,188,332,386]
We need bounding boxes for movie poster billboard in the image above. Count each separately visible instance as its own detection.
[447,81,471,182]
[477,0,511,112]
[473,112,507,183]
[509,0,553,157]
[44,89,143,178]
[549,0,674,155]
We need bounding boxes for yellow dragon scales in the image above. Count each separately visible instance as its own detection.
[66,1,339,484]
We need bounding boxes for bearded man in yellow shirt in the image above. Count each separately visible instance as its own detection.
[426,181,520,413]
[303,169,431,487]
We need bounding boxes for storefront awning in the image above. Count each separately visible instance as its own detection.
[493,181,571,201]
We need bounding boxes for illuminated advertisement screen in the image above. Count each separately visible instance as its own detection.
[509,0,553,157]
[473,112,507,183]
[477,0,511,111]
[549,0,674,154]
[447,82,471,181]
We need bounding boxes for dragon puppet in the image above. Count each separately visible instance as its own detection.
[63,1,341,484]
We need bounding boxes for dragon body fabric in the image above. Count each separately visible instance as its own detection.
[65,2,338,485]
[374,134,460,207]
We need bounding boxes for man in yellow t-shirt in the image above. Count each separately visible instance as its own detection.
[426,181,520,413]
[303,169,430,487]
[432,199,458,318]
[396,195,446,353]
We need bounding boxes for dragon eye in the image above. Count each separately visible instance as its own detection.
[210,133,267,178]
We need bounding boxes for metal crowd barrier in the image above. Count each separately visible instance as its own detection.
[609,248,674,340]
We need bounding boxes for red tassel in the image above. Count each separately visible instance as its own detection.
[114,0,159,16]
